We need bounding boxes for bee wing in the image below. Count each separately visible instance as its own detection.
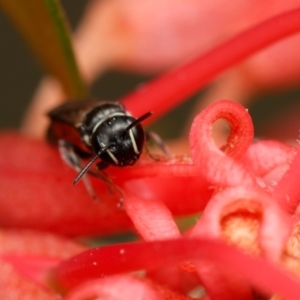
[47,99,102,127]
[47,99,102,152]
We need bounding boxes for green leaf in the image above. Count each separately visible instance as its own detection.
[0,0,87,98]
[175,213,200,232]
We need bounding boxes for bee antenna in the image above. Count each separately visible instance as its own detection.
[125,111,153,132]
[73,144,110,185]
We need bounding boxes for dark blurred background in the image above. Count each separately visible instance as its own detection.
[1,1,300,142]
[0,1,81,129]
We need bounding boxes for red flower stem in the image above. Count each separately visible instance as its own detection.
[55,238,300,300]
[121,8,300,123]
[189,100,256,187]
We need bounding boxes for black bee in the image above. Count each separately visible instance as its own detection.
[47,99,168,201]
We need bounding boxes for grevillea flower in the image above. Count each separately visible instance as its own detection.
[3,5,300,300]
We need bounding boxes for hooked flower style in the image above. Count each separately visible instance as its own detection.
[2,4,300,300]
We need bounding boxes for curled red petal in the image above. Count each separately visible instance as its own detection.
[189,100,256,188]
[189,187,291,261]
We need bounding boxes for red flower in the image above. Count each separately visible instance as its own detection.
[2,6,300,300]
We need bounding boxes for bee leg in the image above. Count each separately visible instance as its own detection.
[58,140,82,170]
[95,161,125,208]
[58,140,99,202]
[145,131,172,160]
